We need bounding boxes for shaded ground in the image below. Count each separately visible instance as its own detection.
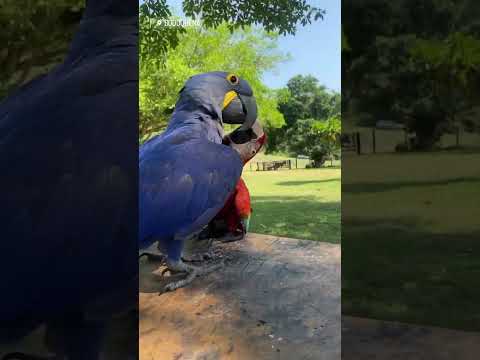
[139,233,340,360]
[342,152,480,330]
[342,227,480,331]
[342,316,480,360]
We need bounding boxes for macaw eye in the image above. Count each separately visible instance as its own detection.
[227,73,239,85]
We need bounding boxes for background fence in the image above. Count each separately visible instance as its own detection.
[342,128,480,155]
[243,153,341,171]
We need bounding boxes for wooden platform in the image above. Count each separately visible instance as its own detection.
[139,233,341,360]
[4,234,478,359]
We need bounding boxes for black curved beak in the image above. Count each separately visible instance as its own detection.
[225,118,264,145]
[237,94,257,131]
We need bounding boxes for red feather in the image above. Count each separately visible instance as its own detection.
[214,177,251,232]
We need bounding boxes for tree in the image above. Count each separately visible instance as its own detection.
[312,115,341,165]
[409,32,480,139]
[284,116,341,167]
[140,0,327,32]
[139,0,185,68]
[313,115,342,146]
[138,0,330,143]
[1,0,85,99]
[140,23,287,142]
[343,0,480,149]
[266,74,340,154]
[278,75,340,127]
[140,0,326,76]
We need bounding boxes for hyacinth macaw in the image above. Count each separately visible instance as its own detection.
[139,72,266,291]
[179,141,266,260]
[0,1,137,359]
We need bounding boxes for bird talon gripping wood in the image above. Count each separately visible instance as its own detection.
[140,72,265,291]
[160,260,224,294]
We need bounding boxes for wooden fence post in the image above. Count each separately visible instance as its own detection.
[372,128,376,153]
[356,132,361,155]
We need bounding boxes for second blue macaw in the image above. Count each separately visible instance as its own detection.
[139,72,265,291]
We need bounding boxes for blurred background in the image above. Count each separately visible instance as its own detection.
[342,0,480,333]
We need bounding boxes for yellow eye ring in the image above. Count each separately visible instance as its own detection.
[226,73,239,85]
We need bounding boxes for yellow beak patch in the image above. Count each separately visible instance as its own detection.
[222,90,238,110]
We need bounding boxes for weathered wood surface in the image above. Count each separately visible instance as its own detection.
[139,233,341,360]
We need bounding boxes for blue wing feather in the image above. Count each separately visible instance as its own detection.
[0,10,137,341]
[139,132,243,251]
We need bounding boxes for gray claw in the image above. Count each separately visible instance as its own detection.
[160,261,224,293]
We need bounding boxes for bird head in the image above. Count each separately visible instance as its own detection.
[177,71,258,133]
[223,118,266,164]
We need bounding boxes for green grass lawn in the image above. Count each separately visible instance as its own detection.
[342,150,480,331]
[242,167,341,243]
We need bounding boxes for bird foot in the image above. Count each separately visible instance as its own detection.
[160,266,188,276]
[161,260,224,293]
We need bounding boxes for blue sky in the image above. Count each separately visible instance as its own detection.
[263,0,341,91]
[146,0,341,91]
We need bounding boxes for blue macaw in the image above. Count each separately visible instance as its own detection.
[0,1,137,359]
[139,72,265,291]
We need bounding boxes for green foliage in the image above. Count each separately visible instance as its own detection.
[284,116,341,166]
[343,0,480,149]
[410,32,480,86]
[139,1,185,69]
[0,0,85,99]
[278,75,340,127]
[139,0,325,80]
[140,22,287,142]
[183,0,325,35]
[313,115,342,143]
[139,1,330,144]
[407,32,480,143]
[267,74,341,159]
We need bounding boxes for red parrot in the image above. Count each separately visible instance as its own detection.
[199,127,265,242]
[213,177,252,239]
